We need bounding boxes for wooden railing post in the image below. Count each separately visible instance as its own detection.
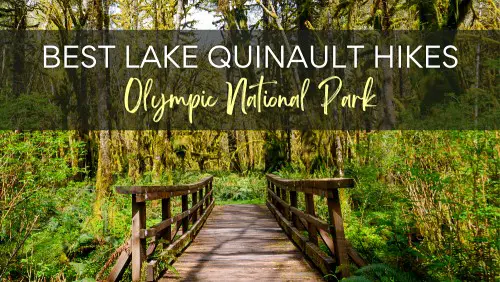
[182,195,189,233]
[304,193,318,245]
[282,189,289,220]
[131,194,146,281]
[269,183,273,205]
[192,191,198,223]
[327,189,349,278]
[289,190,298,227]
[267,180,271,202]
[205,183,210,207]
[275,185,282,213]
[271,183,276,206]
[162,198,171,242]
[209,180,213,202]
[199,186,204,217]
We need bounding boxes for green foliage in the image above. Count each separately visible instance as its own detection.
[344,263,420,282]
[343,131,499,281]
[21,182,98,280]
[0,131,85,279]
[264,136,288,172]
[0,93,62,129]
[211,171,266,202]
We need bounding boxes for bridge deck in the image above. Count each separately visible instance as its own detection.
[161,204,324,281]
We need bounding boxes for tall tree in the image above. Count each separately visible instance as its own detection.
[372,0,396,128]
[2,0,34,97]
[94,0,113,235]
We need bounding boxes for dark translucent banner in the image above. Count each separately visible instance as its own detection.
[0,30,498,130]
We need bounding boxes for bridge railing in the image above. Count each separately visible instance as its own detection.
[265,174,366,279]
[106,176,214,282]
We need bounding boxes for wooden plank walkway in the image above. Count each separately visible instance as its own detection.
[161,204,324,281]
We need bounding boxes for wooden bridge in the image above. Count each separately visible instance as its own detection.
[102,174,366,281]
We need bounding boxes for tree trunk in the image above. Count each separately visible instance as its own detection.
[333,131,344,176]
[228,130,242,172]
[381,57,395,128]
[93,0,112,235]
[244,131,254,170]
[12,0,27,97]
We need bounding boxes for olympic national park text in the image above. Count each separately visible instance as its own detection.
[123,75,377,124]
